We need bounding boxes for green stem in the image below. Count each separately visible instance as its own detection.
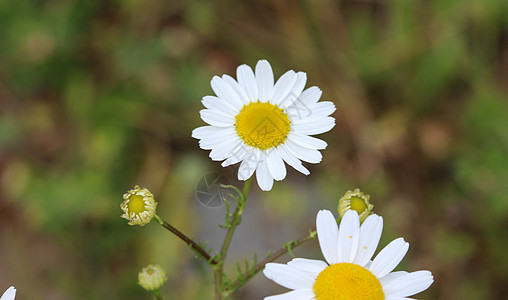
[213,266,222,300]
[154,215,218,265]
[220,178,251,259]
[214,178,252,300]
[153,289,162,300]
[224,229,317,297]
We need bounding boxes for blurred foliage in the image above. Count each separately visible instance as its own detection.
[1,0,508,299]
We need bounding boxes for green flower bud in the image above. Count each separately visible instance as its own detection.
[338,188,374,223]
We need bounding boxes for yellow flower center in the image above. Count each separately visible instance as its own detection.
[235,101,290,150]
[127,195,146,214]
[350,196,368,214]
[313,263,384,300]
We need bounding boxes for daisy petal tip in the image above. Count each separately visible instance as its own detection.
[256,59,272,70]
[366,214,384,228]
[210,75,221,84]
[258,58,270,64]
[421,273,435,292]
[420,270,434,280]
[1,286,16,300]
[259,185,272,192]
[263,263,278,276]
[343,209,359,219]
[395,238,410,252]
[237,63,250,70]
[317,209,333,218]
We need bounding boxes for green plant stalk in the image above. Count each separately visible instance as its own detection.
[154,214,218,265]
[224,229,317,297]
[214,178,252,300]
[153,289,162,300]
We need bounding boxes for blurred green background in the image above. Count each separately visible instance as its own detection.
[1,0,508,299]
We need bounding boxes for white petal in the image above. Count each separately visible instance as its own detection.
[278,144,310,175]
[337,210,360,263]
[370,238,409,278]
[283,85,324,120]
[237,64,259,102]
[353,214,384,267]
[256,159,274,191]
[278,71,307,109]
[287,258,328,277]
[237,151,259,180]
[284,140,322,164]
[383,271,434,298]
[282,97,314,120]
[271,70,297,105]
[299,86,322,105]
[221,145,248,167]
[292,117,335,135]
[0,286,16,300]
[201,95,238,116]
[255,60,274,103]
[308,101,336,118]
[264,289,315,300]
[287,132,327,150]
[379,271,409,287]
[200,109,235,127]
[192,125,222,140]
[263,263,315,290]
[197,128,238,149]
[266,150,287,181]
[316,209,339,265]
[222,74,250,105]
[199,130,240,149]
[364,260,373,269]
[292,72,307,98]
[211,76,244,109]
[209,138,242,161]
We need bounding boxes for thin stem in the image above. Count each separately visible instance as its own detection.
[154,215,218,265]
[214,178,252,300]
[213,266,222,300]
[225,229,317,297]
[221,178,252,260]
[153,289,162,300]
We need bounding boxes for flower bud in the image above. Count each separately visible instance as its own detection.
[121,186,157,226]
[138,264,167,291]
[338,188,373,223]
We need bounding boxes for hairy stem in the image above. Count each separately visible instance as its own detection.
[154,215,218,265]
[214,178,252,300]
[225,229,317,297]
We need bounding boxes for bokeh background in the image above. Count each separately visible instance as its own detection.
[1,0,508,299]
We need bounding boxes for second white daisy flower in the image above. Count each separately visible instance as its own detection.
[263,210,434,299]
[192,60,336,191]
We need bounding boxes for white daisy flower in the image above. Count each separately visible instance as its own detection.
[263,210,434,299]
[192,60,336,191]
[0,286,16,300]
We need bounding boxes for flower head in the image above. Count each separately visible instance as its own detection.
[120,186,157,226]
[138,264,167,291]
[0,286,16,300]
[192,60,336,191]
[263,210,433,300]
[338,188,374,223]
